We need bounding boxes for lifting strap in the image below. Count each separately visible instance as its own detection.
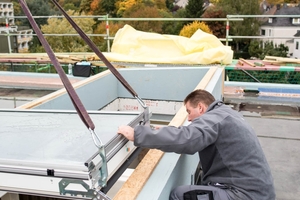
[51,0,146,108]
[51,0,149,124]
[19,0,149,196]
[19,1,108,197]
[19,0,95,132]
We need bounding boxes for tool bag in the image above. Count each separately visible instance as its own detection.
[184,190,213,200]
[73,61,92,77]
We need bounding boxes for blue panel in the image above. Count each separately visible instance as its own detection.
[258,88,300,94]
[117,67,210,101]
[34,73,119,110]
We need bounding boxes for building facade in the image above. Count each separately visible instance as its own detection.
[260,3,300,57]
[0,0,32,53]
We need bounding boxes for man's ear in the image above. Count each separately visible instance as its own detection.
[198,102,207,114]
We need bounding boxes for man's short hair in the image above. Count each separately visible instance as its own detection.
[184,89,215,107]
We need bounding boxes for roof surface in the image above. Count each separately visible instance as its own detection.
[263,5,300,26]
[0,72,299,199]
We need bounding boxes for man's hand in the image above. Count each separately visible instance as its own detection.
[117,125,134,141]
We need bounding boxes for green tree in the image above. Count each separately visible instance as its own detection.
[165,0,174,10]
[248,40,263,59]
[217,0,261,51]
[79,0,93,14]
[12,0,58,27]
[11,1,22,16]
[63,3,78,11]
[57,0,81,11]
[101,0,117,16]
[248,40,289,59]
[159,9,175,34]
[27,0,58,26]
[40,10,96,52]
[169,8,186,35]
[28,37,46,53]
[185,0,204,18]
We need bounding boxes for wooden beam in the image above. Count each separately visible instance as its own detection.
[113,67,219,200]
[263,56,300,65]
[239,58,256,67]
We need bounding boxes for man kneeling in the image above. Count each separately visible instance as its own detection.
[118,89,275,200]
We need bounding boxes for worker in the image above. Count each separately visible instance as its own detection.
[117,89,275,200]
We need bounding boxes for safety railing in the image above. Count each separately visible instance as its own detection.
[1,14,300,85]
[1,14,300,52]
[0,15,243,53]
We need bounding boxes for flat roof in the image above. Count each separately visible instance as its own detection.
[0,71,299,199]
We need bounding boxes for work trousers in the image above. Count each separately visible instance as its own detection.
[169,185,250,200]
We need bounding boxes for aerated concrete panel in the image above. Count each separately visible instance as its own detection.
[32,67,223,111]
[18,66,224,200]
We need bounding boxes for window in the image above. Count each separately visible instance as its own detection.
[268,18,273,23]
[293,18,300,24]
[296,41,299,50]
[261,29,266,36]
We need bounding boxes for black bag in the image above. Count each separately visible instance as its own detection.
[184,190,213,200]
[73,61,92,77]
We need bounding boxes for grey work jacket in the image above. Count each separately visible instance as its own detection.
[134,100,275,200]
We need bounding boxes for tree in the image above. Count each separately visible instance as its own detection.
[122,3,164,33]
[159,9,176,34]
[58,0,81,11]
[179,21,212,37]
[265,0,283,5]
[185,0,204,18]
[93,22,124,51]
[12,0,58,27]
[101,0,117,16]
[27,0,59,26]
[248,40,289,59]
[154,0,167,10]
[115,0,138,17]
[90,0,106,15]
[217,0,261,51]
[248,40,263,59]
[169,8,187,35]
[79,0,93,14]
[201,6,226,39]
[165,0,174,11]
[40,10,96,52]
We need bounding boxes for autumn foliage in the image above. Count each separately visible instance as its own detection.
[202,6,226,39]
[179,21,212,38]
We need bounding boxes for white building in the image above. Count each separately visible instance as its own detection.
[0,1,32,53]
[260,4,300,57]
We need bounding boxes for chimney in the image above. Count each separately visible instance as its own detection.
[276,4,280,10]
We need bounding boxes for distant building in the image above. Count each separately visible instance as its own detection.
[0,1,32,53]
[292,30,300,58]
[260,3,300,57]
[174,0,212,9]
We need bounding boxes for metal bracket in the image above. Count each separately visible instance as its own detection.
[89,128,108,188]
[135,95,151,126]
[59,179,111,200]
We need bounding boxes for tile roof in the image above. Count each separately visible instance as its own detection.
[263,5,300,26]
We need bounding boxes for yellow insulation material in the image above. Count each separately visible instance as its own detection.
[102,24,233,65]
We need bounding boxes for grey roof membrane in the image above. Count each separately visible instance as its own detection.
[244,115,300,200]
